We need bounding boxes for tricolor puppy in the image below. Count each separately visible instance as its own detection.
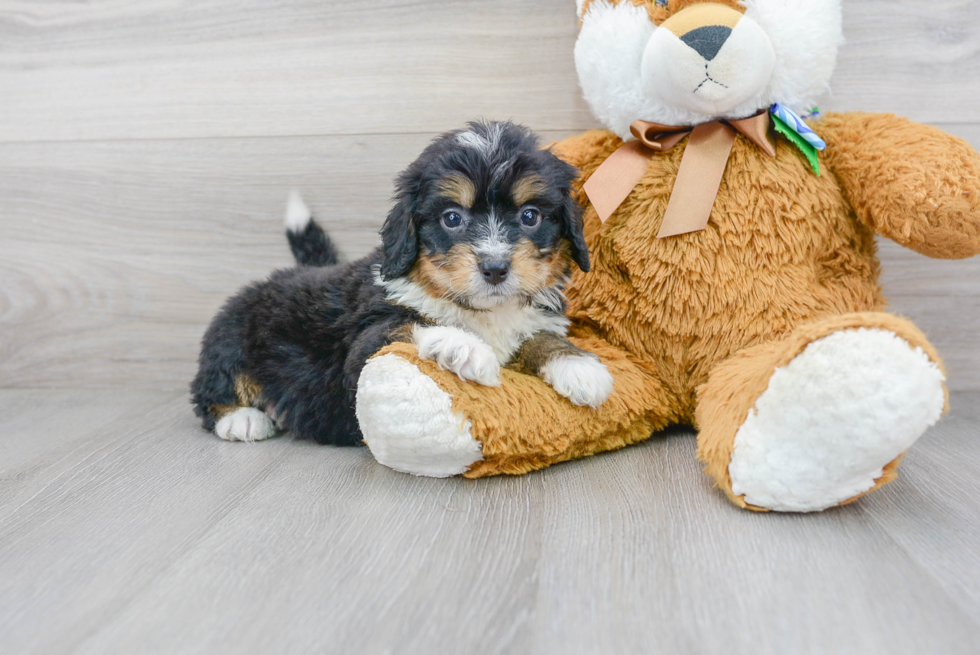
[191,121,614,445]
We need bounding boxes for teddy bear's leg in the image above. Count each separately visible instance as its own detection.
[696,313,948,513]
[356,337,681,478]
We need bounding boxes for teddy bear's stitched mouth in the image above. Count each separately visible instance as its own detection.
[693,63,729,94]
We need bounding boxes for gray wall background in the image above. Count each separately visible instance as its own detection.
[1,0,978,390]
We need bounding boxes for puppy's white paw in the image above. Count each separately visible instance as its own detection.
[215,407,278,443]
[541,355,614,408]
[414,325,502,386]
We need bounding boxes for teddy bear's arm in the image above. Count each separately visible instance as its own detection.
[819,112,980,259]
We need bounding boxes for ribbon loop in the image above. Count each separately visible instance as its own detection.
[630,121,691,152]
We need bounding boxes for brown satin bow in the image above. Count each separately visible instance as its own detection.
[583,112,776,238]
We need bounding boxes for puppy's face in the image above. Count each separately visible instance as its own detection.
[380,122,589,310]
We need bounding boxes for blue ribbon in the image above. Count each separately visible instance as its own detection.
[771,103,827,151]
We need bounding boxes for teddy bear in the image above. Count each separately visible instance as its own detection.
[354,0,980,512]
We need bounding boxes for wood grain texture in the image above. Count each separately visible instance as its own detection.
[2,131,979,390]
[1,0,979,143]
[1,389,978,654]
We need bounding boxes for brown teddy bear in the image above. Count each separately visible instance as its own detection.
[355,0,980,512]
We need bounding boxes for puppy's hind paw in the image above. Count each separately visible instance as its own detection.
[414,326,502,387]
[542,355,614,409]
[215,408,278,443]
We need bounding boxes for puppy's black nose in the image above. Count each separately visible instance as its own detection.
[681,25,732,61]
[479,260,510,286]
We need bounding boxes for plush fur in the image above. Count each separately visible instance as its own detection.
[356,1,980,512]
[191,121,612,446]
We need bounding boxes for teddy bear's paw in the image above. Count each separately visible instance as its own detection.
[215,408,278,443]
[413,325,502,387]
[356,353,484,477]
[728,328,946,512]
[541,354,614,409]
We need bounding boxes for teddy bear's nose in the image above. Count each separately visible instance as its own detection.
[680,25,733,62]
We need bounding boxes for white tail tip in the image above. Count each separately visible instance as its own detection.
[285,189,312,233]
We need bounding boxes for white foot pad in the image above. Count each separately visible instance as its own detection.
[542,355,614,408]
[729,328,946,512]
[356,354,484,477]
[215,407,278,443]
[414,325,501,387]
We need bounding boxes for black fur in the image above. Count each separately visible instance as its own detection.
[191,251,421,444]
[287,219,339,267]
[191,120,587,446]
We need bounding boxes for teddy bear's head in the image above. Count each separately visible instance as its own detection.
[574,0,842,139]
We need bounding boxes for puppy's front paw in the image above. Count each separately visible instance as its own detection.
[414,326,502,386]
[541,355,614,408]
[215,407,278,443]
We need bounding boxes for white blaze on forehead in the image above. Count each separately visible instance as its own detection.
[456,123,504,157]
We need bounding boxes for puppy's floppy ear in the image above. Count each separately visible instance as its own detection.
[380,169,423,280]
[560,191,590,273]
[546,151,590,272]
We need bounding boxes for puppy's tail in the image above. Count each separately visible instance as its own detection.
[284,190,340,267]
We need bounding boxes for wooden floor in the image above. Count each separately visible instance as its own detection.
[4,1,980,652]
[1,389,979,654]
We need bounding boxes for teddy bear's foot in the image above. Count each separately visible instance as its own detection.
[728,328,945,511]
[697,315,948,513]
[356,353,483,477]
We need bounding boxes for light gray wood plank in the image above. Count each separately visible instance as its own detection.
[2,390,979,654]
[827,1,980,120]
[862,393,980,623]
[0,391,306,654]
[0,0,592,143]
[526,430,980,655]
[0,389,166,474]
[2,0,979,142]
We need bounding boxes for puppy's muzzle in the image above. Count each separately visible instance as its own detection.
[479,259,510,286]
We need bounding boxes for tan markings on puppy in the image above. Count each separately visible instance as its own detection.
[410,244,481,301]
[234,374,263,406]
[437,174,477,208]
[210,404,237,421]
[511,239,573,298]
[508,332,591,375]
[209,374,263,420]
[511,174,548,207]
[389,321,433,344]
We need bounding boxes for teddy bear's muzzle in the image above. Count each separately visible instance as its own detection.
[641,3,775,116]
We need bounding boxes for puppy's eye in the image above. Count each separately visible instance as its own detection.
[442,211,464,229]
[520,208,542,228]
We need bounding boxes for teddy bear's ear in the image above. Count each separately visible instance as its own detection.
[741,0,843,114]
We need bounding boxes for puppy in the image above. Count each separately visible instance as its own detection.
[191,121,614,445]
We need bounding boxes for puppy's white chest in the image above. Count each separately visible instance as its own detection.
[452,304,568,363]
[379,275,569,363]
